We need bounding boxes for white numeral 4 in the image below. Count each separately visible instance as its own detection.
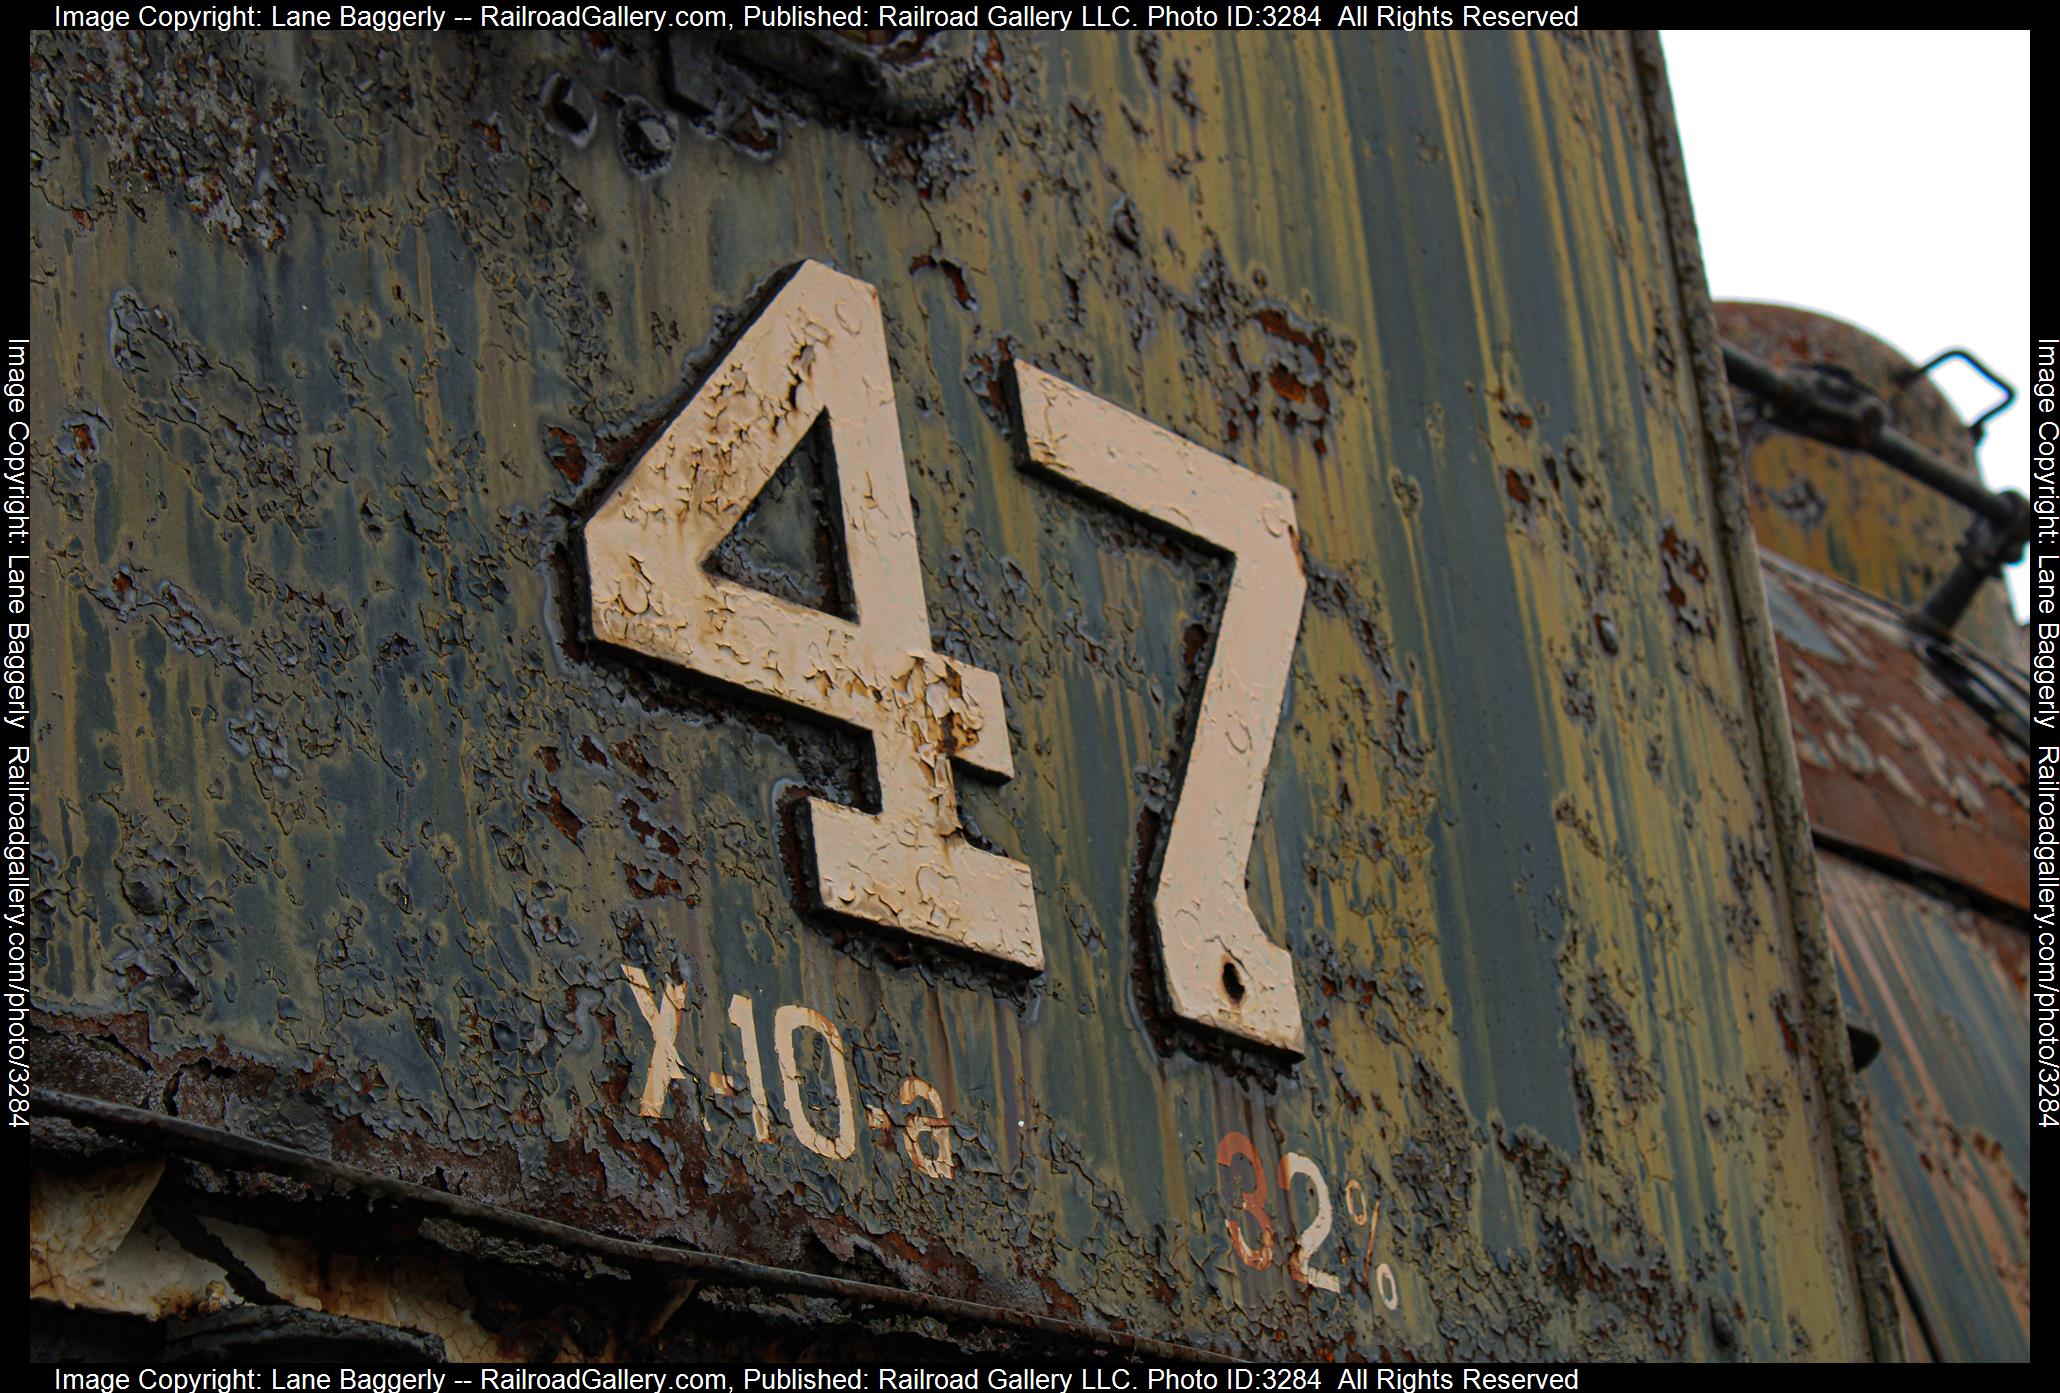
[586,261,1041,969]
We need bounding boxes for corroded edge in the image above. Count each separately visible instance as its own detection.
[1628,29,1904,1362]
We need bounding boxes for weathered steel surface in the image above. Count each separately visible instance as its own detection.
[30,30,1886,1358]
[1761,554,2030,912]
[1815,853,2031,1361]
[1716,302,2021,667]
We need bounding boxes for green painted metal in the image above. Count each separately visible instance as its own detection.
[29,29,1891,1358]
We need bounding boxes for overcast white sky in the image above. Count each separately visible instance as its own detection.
[1660,31,2032,623]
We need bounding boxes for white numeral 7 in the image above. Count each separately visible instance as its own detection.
[1013,362,1308,1055]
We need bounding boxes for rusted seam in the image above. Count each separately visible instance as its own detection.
[33,1089,1228,1361]
[1627,30,1904,1362]
[1810,831,2034,933]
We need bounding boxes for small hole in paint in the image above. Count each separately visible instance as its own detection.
[1222,959,1246,1004]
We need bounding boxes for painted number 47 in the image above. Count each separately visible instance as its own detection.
[585,262,1308,1054]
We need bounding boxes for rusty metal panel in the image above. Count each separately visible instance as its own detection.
[1761,554,2030,912]
[1816,853,2031,1361]
[29,30,1889,1358]
[1716,302,2022,667]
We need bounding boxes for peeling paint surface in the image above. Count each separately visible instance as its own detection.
[31,31,1879,1358]
[1762,555,2029,912]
